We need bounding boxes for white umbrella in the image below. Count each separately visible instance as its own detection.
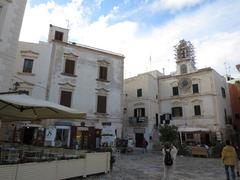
[178,126,209,145]
[0,94,86,121]
[178,126,209,132]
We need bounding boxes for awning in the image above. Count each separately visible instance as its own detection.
[178,126,209,132]
[0,94,86,121]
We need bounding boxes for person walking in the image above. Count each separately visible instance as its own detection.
[162,142,178,180]
[142,138,148,153]
[221,140,238,180]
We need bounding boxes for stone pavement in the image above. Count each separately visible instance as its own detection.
[74,149,238,180]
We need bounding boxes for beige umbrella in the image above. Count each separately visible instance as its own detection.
[0,94,86,121]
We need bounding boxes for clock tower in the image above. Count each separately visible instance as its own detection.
[174,40,196,75]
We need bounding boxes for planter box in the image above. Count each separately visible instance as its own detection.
[0,164,17,180]
[86,152,110,175]
[0,152,110,180]
[57,158,85,179]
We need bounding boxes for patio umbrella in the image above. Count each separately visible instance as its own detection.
[0,94,86,121]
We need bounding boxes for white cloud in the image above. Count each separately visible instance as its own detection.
[19,0,240,78]
[150,0,204,12]
[20,0,88,42]
[196,32,240,78]
[95,0,104,9]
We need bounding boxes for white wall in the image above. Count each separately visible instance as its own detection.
[124,71,160,143]
[14,41,52,99]
[0,0,27,92]
[47,42,124,137]
[158,67,231,138]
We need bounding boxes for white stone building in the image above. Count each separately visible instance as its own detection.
[123,70,163,148]
[124,40,232,147]
[0,0,27,92]
[13,25,124,146]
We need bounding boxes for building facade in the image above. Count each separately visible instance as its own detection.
[123,40,232,148]
[11,25,124,148]
[0,0,27,92]
[123,71,162,148]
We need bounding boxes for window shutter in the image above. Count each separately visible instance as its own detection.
[141,108,145,117]
[155,114,159,126]
[99,66,107,80]
[65,59,75,75]
[179,107,183,116]
[194,105,201,115]
[171,108,175,117]
[54,31,63,41]
[97,96,106,113]
[134,109,137,117]
[137,89,142,97]
[60,91,72,107]
[221,87,226,98]
[23,59,33,73]
[192,84,199,93]
[172,87,179,96]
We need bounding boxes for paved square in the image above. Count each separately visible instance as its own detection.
[75,149,234,180]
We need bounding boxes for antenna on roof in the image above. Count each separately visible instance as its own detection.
[149,56,152,71]
[66,19,70,29]
[224,61,231,80]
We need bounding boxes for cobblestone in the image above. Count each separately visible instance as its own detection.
[74,149,235,180]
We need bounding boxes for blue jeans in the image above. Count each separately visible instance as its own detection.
[225,165,235,180]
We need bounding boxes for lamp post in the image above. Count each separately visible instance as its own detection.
[0,81,28,95]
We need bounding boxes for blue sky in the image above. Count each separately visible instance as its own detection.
[20,0,240,78]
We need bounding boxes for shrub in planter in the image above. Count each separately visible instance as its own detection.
[176,143,191,156]
[211,142,224,158]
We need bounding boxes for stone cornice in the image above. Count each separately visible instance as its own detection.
[20,50,39,59]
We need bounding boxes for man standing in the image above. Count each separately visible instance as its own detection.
[162,142,178,180]
[221,140,237,180]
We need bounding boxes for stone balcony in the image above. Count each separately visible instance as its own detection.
[128,116,148,127]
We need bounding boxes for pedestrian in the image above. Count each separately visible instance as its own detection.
[233,145,240,177]
[221,140,237,180]
[142,138,148,153]
[162,142,178,180]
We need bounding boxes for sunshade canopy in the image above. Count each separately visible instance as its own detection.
[0,94,86,121]
[178,126,209,132]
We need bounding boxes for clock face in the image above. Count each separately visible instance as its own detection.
[179,78,191,89]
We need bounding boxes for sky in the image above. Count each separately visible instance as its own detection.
[19,0,240,79]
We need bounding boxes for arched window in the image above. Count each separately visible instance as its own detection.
[180,64,187,74]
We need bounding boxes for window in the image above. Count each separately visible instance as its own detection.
[134,108,145,117]
[224,109,227,124]
[102,122,111,126]
[180,64,187,74]
[155,113,159,126]
[0,6,2,16]
[55,128,69,147]
[192,84,199,93]
[172,107,183,117]
[0,5,5,38]
[60,91,72,107]
[236,113,240,120]
[221,87,226,98]
[64,59,75,75]
[194,105,201,116]
[172,86,179,96]
[99,66,108,80]
[137,89,142,97]
[186,133,194,139]
[23,59,34,73]
[97,95,107,113]
[54,31,63,41]
[181,50,186,58]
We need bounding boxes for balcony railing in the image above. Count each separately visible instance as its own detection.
[128,116,148,127]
